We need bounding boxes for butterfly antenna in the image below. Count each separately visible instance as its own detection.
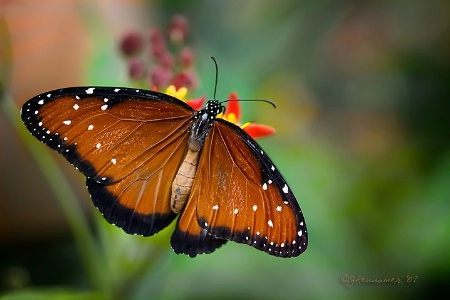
[211,57,276,109]
[211,56,218,100]
[221,99,277,109]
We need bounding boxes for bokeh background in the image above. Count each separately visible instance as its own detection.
[1,0,450,299]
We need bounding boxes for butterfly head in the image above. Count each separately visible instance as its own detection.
[189,100,223,151]
[204,100,223,116]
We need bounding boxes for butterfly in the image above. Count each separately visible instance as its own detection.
[20,86,308,258]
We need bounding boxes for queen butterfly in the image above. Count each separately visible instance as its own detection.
[20,86,308,258]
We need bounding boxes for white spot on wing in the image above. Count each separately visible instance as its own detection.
[114,88,120,92]
[253,205,257,212]
[86,87,95,94]
[73,104,79,110]
[268,179,272,184]
[111,158,117,165]
[47,93,51,98]
[104,98,109,102]
[276,206,282,212]
[63,120,71,125]
[38,99,44,105]
[282,184,289,194]
[101,104,108,110]
[262,183,267,190]
[96,143,101,149]
[271,165,275,171]
[212,205,219,210]
[268,220,274,227]
[88,124,94,130]
[234,208,239,214]
[298,230,303,237]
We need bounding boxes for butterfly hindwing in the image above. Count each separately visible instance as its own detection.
[21,87,195,236]
[190,119,308,257]
[171,194,227,257]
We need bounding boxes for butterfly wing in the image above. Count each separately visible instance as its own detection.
[170,195,227,257]
[173,119,307,258]
[21,87,194,236]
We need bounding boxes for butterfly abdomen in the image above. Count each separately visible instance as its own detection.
[171,148,200,213]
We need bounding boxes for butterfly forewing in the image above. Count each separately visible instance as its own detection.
[189,120,307,257]
[21,87,195,236]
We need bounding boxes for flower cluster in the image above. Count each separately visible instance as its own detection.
[119,15,274,139]
[120,14,197,91]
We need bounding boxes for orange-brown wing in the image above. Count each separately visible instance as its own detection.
[173,119,307,258]
[170,191,227,257]
[21,87,194,236]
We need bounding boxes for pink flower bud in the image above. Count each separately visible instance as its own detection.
[169,14,189,44]
[171,70,198,90]
[128,57,146,79]
[120,31,143,56]
[159,51,175,69]
[149,65,173,88]
[180,47,195,68]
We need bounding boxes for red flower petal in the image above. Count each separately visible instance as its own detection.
[186,95,205,110]
[243,123,276,139]
[226,92,241,121]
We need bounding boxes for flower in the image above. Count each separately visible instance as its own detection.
[120,15,275,140]
[217,92,276,139]
[162,85,205,110]
[119,15,198,91]
[120,31,143,56]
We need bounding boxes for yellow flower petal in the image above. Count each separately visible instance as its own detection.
[176,87,188,100]
[241,121,251,129]
[165,85,177,97]
[227,113,237,124]
[165,85,188,100]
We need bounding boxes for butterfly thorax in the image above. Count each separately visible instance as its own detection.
[171,100,223,213]
[188,100,222,151]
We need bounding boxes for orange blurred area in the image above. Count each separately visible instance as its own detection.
[2,0,89,103]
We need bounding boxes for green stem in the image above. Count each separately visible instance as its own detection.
[1,95,109,295]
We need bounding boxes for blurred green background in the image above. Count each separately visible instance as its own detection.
[1,0,450,299]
